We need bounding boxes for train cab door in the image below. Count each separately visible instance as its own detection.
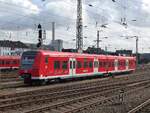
[94,58,98,74]
[69,58,76,77]
[126,59,129,70]
[115,59,118,72]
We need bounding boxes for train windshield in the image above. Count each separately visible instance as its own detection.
[21,51,37,69]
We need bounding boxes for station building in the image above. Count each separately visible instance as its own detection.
[0,40,29,56]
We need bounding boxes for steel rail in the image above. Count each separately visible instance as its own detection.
[128,98,150,113]
[24,84,150,113]
[0,72,147,100]
[1,77,149,112]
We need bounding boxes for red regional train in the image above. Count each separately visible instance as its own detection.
[0,56,20,71]
[19,50,136,84]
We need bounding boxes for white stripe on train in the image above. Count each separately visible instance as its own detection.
[32,69,134,80]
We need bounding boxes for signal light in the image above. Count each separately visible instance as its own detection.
[37,42,41,48]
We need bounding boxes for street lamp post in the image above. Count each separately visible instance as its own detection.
[130,36,139,67]
[122,35,139,67]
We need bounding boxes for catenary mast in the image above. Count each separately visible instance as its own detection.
[76,0,83,53]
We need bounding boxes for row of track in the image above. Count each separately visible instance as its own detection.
[0,71,18,79]
[24,80,150,113]
[0,71,149,98]
[0,71,150,113]
[3,77,149,113]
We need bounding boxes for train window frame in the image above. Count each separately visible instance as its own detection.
[54,61,60,69]
[62,61,68,69]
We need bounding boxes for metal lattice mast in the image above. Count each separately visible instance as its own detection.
[76,0,83,53]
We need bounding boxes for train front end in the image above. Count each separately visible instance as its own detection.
[19,51,40,84]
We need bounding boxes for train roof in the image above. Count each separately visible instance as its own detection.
[25,50,135,59]
[0,56,20,59]
[39,50,116,58]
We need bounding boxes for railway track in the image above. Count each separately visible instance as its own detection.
[0,71,149,99]
[0,77,20,82]
[0,77,150,113]
[23,79,150,113]
[0,81,25,90]
[0,72,18,78]
[128,99,150,113]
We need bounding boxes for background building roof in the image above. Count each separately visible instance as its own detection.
[0,40,28,48]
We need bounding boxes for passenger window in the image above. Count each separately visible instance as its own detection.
[62,61,68,69]
[108,62,110,67]
[84,61,88,68]
[2,60,4,65]
[89,61,93,68]
[112,62,114,67]
[99,61,102,67]
[110,62,112,67]
[54,61,60,69]
[45,56,49,64]
[77,61,82,68]
[13,60,17,64]
[119,62,121,66]
[73,61,76,69]
[103,62,106,67]
[6,61,10,65]
[70,61,72,69]
[111,62,113,67]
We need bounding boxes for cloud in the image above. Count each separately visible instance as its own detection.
[0,0,40,14]
[45,1,76,19]
[142,0,150,13]
[0,0,150,53]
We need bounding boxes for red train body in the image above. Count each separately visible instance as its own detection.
[0,56,20,70]
[19,50,136,84]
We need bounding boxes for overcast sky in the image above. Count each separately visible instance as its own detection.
[0,0,150,53]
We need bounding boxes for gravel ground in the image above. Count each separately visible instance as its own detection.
[137,104,150,113]
[79,78,150,113]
